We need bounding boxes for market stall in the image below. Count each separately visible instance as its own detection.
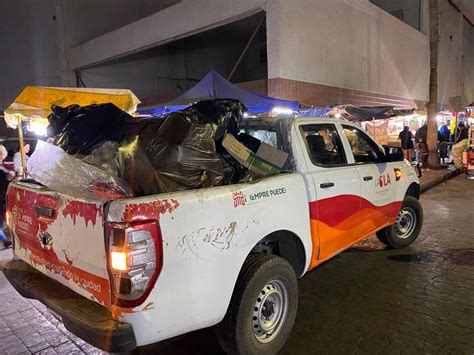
[362,114,424,146]
[3,86,140,175]
[138,70,300,116]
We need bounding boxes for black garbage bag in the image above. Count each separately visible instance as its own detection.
[117,99,246,195]
[118,122,233,195]
[182,99,244,140]
[117,119,165,196]
[48,103,135,155]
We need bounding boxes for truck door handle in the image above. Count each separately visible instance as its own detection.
[363,176,373,181]
[35,206,55,218]
[320,182,335,188]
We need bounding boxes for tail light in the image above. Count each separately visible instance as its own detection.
[106,221,163,308]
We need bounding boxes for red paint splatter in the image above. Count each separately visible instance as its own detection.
[7,186,60,260]
[62,200,103,227]
[7,185,110,307]
[28,248,110,307]
[123,199,180,222]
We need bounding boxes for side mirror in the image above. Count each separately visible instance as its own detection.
[383,146,404,162]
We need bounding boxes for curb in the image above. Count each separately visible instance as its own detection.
[420,168,463,193]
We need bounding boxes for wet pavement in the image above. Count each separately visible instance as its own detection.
[1,174,473,354]
[138,174,474,354]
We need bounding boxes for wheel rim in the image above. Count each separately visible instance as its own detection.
[394,207,417,239]
[252,279,289,343]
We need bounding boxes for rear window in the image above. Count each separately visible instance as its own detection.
[243,129,278,148]
[240,119,296,171]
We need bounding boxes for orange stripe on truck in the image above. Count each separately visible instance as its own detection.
[308,195,401,269]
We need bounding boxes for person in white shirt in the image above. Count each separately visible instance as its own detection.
[13,143,30,174]
[0,145,14,249]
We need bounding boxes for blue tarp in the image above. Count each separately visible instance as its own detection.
[298,107,332,117]
[138,70,299,115]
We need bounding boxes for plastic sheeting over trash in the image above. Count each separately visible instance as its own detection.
[28,140,133,199]
[82,141,120,176]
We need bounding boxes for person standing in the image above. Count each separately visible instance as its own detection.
[455,123,469,143]
[0,145,14,249]
[13,143,30,175]
[439,122,451,142]
[415,121,428,143]
[415,121,428,164]
[398,126,414,162]
[417,140,429,169]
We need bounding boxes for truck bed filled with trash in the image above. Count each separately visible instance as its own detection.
[27,99,290,199]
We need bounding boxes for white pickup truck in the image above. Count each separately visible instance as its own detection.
[4,117,423,354]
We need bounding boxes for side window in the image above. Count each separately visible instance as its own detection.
[300,124,347,166]
[342,125,383,163]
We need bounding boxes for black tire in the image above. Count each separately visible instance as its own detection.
[217,254,298,355]
[376,195,423,248]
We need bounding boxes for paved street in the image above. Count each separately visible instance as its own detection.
[1,174,473,354]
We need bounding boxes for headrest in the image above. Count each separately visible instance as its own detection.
[306,135,326,152]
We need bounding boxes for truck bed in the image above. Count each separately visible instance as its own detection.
[6,173,312,345]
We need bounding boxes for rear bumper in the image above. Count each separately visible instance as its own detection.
[3,260,137,352]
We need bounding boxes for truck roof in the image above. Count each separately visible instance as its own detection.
[243,116,358,128]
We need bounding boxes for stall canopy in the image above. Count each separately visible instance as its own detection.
[299,105,415,120]
[298,107,333,117]
[138,70,300,115]
[343,105,415,121]
[4,86,141,128]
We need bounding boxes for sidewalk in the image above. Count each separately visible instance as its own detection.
[0,255,104,354]
[419,165,462,193]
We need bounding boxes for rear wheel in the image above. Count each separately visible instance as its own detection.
[376,195,423,248]
[217,254,298,355]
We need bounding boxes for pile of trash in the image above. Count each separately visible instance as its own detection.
[27,99,289,199]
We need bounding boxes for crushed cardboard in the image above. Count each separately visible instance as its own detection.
[222,133,288,176]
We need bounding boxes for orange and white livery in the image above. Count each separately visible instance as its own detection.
[5,117,422,354]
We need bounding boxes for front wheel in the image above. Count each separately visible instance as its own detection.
[376,195,423,248]
[217,254,298,355]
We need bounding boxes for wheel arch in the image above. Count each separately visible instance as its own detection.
[249,230,307,277]
[405,182,420,200]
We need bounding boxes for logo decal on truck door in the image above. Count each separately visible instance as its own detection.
[233,188,287,208]
[376,173,391,187]
[233,191,246,208]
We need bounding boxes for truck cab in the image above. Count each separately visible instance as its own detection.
[4,117,422,354]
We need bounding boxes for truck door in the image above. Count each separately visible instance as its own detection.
[340,125,400,237]
[298,123,362,266]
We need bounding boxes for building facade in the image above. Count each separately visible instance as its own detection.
[0,0,473,114]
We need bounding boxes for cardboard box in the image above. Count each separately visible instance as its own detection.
[157,112,192,145]
[222,134,288,175]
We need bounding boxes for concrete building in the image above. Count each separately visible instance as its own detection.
[0,0,473,114]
